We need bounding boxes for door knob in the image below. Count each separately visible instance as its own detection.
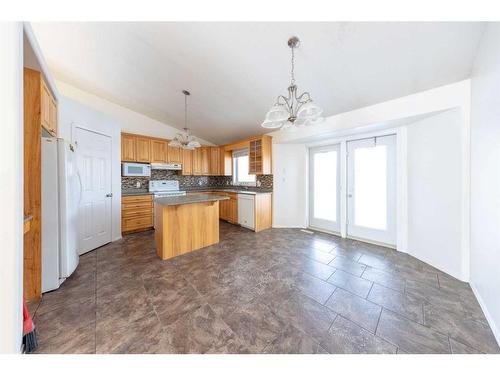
[105,193,113,198]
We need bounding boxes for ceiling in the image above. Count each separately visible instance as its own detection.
[31,22,485,145]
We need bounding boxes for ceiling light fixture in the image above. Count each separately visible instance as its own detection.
[261,36,324,131]
[169,90,201,150]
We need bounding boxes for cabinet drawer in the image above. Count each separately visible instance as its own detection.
[122,216,153,231]
[122,208,153,218]
[122,202,153,211]
[122,195,152,203]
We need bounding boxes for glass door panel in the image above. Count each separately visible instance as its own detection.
[347,135,396,245]
[309,144,341,232]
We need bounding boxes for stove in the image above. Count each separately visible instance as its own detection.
[149,180,186,198]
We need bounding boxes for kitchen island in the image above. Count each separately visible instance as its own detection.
[154,194,229,260]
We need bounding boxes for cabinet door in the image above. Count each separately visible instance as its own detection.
[249,139,262,174]
[192,148,202,175]
[135,137,151,162]
[209,147,220,175]
[151,139,167,163]
[230,198,238,223]
[40,81,51,131]
[201,147,210,175]
[48,96,57,136]
[181,148,193,175]
[121,134,137,162]
[167,145,182,163]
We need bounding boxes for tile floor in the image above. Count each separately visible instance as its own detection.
[28,222,499,354]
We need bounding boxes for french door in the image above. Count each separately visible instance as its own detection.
[309,144,341,233]
[347,135,396,245]
[75,127,112,254]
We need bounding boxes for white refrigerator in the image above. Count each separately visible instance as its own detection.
[41,137,80,292]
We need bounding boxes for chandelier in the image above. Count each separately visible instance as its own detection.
[169,90,201,149]
[261,36,323,131]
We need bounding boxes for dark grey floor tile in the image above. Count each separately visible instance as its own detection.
[325,288,381,333]
[263,324,326,354]
[34,299,96,343]
[320,315,397,354]
[293,272,336,304]
[298,259,336,281]
[423,303,500,354]
[159,303,248,354]
[330,246,363,262]
[223,300,288,352]
[327,269,373,298]
[34,323,95,354]
[361,266,406,292]
[308,238,337,253]
[273,291,337,342]
[329,255,366,277]
[358,253,394,271]
[305,248,337,264]
[376,309,450,353]
[96,312,169,354]
[449,338,484,354]
[367,283,424,324]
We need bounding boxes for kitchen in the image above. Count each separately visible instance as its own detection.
[6,21,500,357]
[120,130,273,258]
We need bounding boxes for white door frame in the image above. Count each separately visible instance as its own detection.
[308,143,341,234]
[306,127,407,250]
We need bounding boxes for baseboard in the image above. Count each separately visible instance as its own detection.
[271,225,306,229]
[470,281,500,346]
[112,236,122,242]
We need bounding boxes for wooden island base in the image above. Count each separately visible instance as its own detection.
[155,199,220,260]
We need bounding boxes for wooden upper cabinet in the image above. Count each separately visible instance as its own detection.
[201,147,210,175]
[121,133,137,162]
[167,145,182,163]
[48,97,57,136]
[220,148,232,176]
[249,135,272,175]
[150,139,167,163]
[40,78,57,137]
[181,148,193,175]
[209,147,220,175]
[135,136,151,163]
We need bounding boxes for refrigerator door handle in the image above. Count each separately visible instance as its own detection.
[76,171,83,205]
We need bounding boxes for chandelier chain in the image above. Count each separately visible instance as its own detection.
[290,44,295,85]
[184,93,187,129]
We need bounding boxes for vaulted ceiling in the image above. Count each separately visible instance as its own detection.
[32,22,484,144]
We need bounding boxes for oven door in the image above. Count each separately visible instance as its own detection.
[122,163,151,177]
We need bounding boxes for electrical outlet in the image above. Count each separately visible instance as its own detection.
[136,181,141,188]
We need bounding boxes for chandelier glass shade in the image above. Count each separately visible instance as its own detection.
[169,90,201,150]
[261,36,324,131]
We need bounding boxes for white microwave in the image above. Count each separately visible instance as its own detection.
[122,162,151,177]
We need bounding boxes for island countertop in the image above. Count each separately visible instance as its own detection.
[155,193,229,206]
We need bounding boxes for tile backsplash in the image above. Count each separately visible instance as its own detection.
[122,169,273,191]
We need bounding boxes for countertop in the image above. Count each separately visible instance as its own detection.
[122,187,272,196]
[155,194,229,206]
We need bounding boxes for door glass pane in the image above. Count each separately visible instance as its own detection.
[354,145,387,230]
[313,151,337,221]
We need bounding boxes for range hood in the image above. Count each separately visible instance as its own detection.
[150,163,182,170]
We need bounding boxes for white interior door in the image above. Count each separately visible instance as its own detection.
[75,127,112,254]
[309,144,341,233]
[347,135,396,245]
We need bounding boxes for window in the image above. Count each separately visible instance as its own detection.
[232,149,256,186]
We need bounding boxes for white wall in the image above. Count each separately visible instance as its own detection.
[470,23,500,343]
[0,22,23,354]
[59,96,122,241]
[56,80,214,145]
[272,143,308,228]
[406,109,466,280]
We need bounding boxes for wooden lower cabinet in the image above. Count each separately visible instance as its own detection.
[219,193,238,223]
[122,195,153,233]
[254,193,272,232]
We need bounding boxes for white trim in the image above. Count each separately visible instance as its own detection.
[396,126,408,253]
[460,92,471,282]
[23,22,59,101]
[470,282,500,346]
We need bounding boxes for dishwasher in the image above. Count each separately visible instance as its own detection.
[237,194,255,230]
